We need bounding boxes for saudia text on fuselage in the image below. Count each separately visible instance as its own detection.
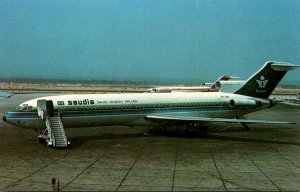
[66,99,138,106]
[67,99,95,106]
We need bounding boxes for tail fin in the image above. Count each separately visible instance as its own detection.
[234,61,300,99]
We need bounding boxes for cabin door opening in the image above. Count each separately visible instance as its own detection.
[46,100,54,117]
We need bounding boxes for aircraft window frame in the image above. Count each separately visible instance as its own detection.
[57,101,65,106]
[18,104,33,112]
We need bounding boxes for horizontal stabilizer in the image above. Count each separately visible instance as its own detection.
[234,61,300,99]
[271,62,300,71]
[145,115,296,124]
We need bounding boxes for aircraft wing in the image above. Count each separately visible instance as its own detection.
[145,115,295,124]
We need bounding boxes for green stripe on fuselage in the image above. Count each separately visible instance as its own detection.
[15,101,230,113]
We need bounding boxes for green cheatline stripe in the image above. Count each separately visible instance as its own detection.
[15,101,230,112]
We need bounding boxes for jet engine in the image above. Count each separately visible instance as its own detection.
[229,99,261,109]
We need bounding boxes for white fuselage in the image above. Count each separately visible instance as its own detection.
[4,92,270,129]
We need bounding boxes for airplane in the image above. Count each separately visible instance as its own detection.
[2,61,299,148]
[147,75,241,93]
[272,92,300,105]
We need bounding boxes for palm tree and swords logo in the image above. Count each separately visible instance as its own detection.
[256,76,268,93]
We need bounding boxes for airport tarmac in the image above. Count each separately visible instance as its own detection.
[0,93,300,191]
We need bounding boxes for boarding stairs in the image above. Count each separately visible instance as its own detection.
[47,115,68,148]
[37,99,69,148]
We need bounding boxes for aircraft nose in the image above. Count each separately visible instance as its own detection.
[3,114,6,122]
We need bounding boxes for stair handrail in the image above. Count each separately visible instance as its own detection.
[57,111,68,146]
[46,114,55,147]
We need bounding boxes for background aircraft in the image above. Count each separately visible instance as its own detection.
[147,75,240,93]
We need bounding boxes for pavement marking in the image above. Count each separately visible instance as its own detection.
[248,155,280,191]
[1,149,73,191]
[60,149,106,190]
[171,143,178,191]
[271,145,300,169]
[115,139,148,191]
[211,152,228,191]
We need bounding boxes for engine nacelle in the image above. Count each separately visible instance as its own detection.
[229,99,261,109]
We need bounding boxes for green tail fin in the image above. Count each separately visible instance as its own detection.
[234,61,299,99]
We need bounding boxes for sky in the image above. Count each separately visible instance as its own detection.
[1,0,300,84]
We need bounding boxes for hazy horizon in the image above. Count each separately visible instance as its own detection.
[1,0,300,84]
[1,76,300,86]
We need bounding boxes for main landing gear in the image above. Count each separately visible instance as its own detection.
[240,122,250,131]
[185,123,209,132]
[161,123,209,135]
[237,115,250,131]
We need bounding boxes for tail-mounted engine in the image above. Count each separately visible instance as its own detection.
[229,99,262,109]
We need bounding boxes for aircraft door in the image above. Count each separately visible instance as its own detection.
[46,100,54,117]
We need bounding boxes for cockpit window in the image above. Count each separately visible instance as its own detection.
[17,104,33,111]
